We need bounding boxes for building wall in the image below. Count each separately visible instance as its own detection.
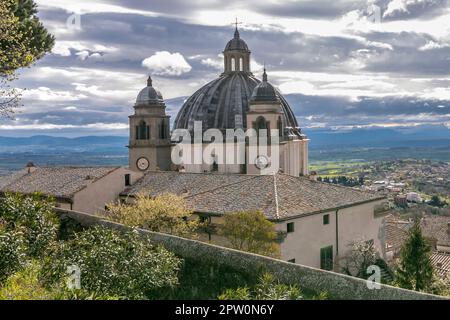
[72,168,143,214]
[277,199,386,269]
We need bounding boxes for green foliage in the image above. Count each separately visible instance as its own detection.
[0,193,59,258]
[0,0,54,118]
[0,229,26,283]
[153,257,261,299]
[218,273,303,300]
[0,260,54,300]
[0,193,58,283]
[218,210,279,257]
[0,260,119,300]
[41,226,181,299]
[107,193,200,238]
[429,195,447,208]
[395,221,434,291]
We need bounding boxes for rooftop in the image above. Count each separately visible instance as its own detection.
[122,171,385,220]
[1,166,120,201]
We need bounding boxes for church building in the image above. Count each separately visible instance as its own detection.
[128,26,309,176]
[1,26,389,270]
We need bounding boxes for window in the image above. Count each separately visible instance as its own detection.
[323,214,330,225]
[320,246,333,271]
[239,57,243,71]
[160,120,167,139]
[199,215,210,224]
[288,259,296,263]
[287,222,294,233]
[277,117,283,137]
[231,57,236,71]
[136,121,150,140]
[124,174,131,186]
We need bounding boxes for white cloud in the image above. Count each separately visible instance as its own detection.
[0,122,128,131]
[419,40,450,51]
[22,87,87,102]
[201,57,223,70]
[142,51,192,76]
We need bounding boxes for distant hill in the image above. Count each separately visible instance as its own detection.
[0,124,449,174]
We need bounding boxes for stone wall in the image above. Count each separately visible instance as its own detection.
[54,208,446,300]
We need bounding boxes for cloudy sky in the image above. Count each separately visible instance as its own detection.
[2,0,450,137]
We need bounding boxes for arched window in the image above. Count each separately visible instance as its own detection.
[254,116,269,138]
[231,57,236,71]
[239,57,243,71]
[159,120,167,139]
[277,117,283,137]
[255,116,267,131]
[136,120,149,140]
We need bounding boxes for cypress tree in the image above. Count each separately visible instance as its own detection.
[396,221,434,291]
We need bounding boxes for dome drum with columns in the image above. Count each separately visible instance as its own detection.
[129,25,309,176]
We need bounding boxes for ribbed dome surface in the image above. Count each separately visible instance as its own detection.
[173,72,298,132]
[135,76,163,106]
[224,28,249,52]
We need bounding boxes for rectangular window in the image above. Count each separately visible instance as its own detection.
[124,174,131,186]
[320,246,333,271]
[288,259,296,263]
[287,222,295,233]
[323,214,330,225]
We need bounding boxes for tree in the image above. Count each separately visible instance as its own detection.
[342,239,378,279]
[106,193,200,238]
[395,221,434,291]
[40,226,181,299]
[218,210,279,257]
[429,195,447,208]
[218,273,303,300]
[0,0,54,118]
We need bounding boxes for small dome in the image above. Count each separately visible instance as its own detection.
[136,76,164,106]
[250,69,278,102]
[224,28,249,52]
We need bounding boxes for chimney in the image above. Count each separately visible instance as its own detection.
[26,161,37,174]
[309,171,318,181]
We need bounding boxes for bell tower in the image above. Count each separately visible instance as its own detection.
[128,76,171,172]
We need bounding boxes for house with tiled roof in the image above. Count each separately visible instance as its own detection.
[121,171,389,270]
[1,164,142,214]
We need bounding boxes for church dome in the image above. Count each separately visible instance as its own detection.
[250,69,278,103]
[173,27,299,134]
[136,76,163,106]
[173,72,298,132]
[225,28,249,51]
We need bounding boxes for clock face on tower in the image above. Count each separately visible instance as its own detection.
[136,157,150,171]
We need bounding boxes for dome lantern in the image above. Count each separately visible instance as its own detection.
[135,75,164,107]
[223,23,251,74]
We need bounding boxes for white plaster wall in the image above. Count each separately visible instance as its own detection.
[277,199,385,269]
[72,168,143,214]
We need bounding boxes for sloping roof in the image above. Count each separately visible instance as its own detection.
[0,166,120,201]
[122,171,385,220]
[385,222,409,252]
[421,216,450,247]
[431,252,450,279]
[122,171,254,198]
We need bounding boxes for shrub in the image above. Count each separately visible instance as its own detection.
[218,211,279,257]
[41,226,181,299]
[107,193,199,238]
[218,273,303,300]
[0,193,59,257]
[0,260,118,300]
[0,229,26,283]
